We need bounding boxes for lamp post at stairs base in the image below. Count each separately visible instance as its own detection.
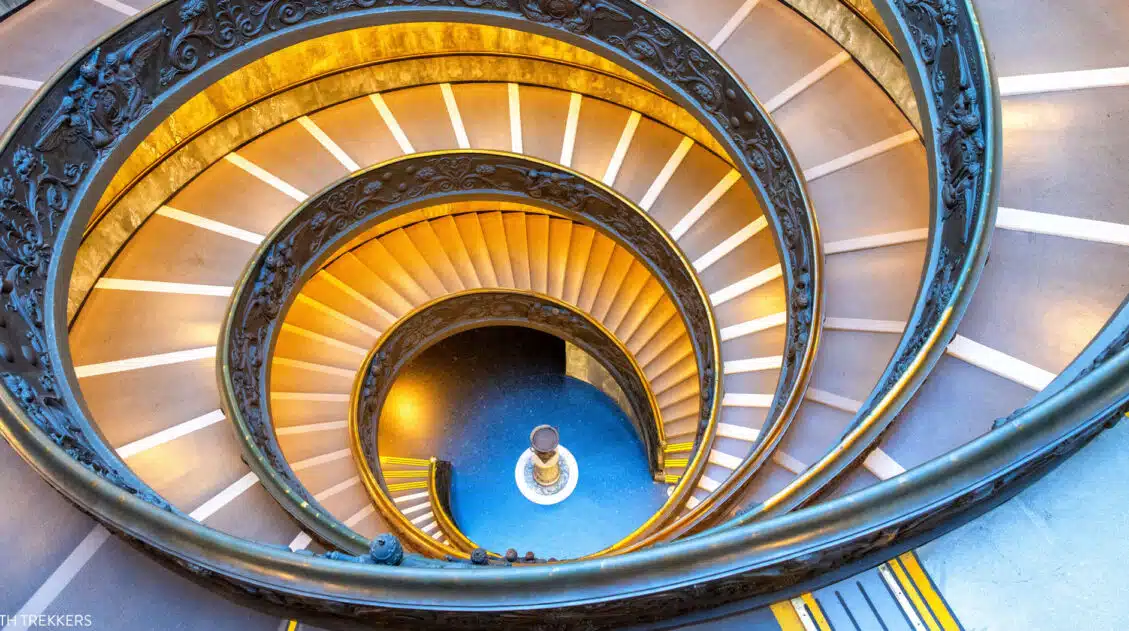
[530,425,561,486]
[515,425,578,506]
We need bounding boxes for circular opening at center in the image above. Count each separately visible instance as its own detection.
[378,326,667,558]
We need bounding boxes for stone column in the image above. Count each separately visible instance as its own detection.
[529,425,560,486]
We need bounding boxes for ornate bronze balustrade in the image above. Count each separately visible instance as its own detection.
[220,151,718,554]
[717,0,1004,529]
[0,0,822,550]
[0,0,1067,629]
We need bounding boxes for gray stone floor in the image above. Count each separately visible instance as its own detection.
[921,420,1129,630]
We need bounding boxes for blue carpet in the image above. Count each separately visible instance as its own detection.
[441,373,668,559]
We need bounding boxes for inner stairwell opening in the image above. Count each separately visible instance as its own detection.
[376,326,667,558]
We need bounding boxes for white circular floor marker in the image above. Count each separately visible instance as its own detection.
[514,445,578,505]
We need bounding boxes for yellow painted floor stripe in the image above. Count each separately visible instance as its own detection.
[767,551,960,631]
[286,621,298,631]
[800,593,832,631]
[888,557,941,631]
[770,601,806,631]
[899,552,963,631]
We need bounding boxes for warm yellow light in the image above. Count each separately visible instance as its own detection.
[1002,98,1075,132]
[394,394,419,422]
[382,378,433,441]
[1038,299,1109,370]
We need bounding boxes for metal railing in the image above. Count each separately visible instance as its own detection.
[219,151,719,555]
[0,0,1057,628]
[721,0,1002,528]
[428,457,479,554]
[47,0,824,539]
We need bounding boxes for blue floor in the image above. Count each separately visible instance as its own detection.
[442,373,668,559]
[377,327,668,560]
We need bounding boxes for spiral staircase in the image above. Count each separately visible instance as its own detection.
[1,0,1127,629]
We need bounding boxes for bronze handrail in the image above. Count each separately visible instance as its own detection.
[716,0,1002,531]
[7,0,821,555]
[0,0,1031,627]
[841,0,895,45]
[5,327,1122,629]
[428,457,479,554]
[220,151,719,555]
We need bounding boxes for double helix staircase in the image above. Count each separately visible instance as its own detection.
[0,0,1127,629]
[270,206,703,548]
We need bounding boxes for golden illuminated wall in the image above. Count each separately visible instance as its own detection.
[94,22,726,216]
[842,0,893,42]
[565,342,634,427]
[71,22,731,320]
[97,23,622,210]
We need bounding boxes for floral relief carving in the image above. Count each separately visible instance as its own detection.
[517,0,630,33]
[861,0,990,404]
[0,138,169,506]
[38,30,167,152]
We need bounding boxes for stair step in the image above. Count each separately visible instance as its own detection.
[503,212,533,290]
[479,212,515,287]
